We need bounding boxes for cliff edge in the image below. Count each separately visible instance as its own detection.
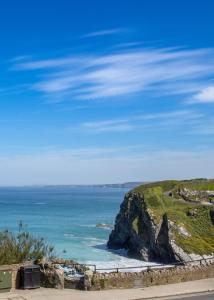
[108,179,214,263]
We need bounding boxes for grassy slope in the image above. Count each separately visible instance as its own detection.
[133,178,214,194]
[132,179,214,255]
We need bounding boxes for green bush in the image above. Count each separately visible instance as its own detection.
[0,223,54,265]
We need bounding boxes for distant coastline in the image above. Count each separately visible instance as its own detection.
[41,182,146,189]
[0,182,147,189]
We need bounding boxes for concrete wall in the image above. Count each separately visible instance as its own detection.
[89,261,214,290]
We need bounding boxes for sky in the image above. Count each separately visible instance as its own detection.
[0,0,214,185]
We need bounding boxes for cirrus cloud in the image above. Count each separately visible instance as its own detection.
[11,46,214,102]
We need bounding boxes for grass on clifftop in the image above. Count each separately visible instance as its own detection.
[132,179,214,255]
[133,178,214,194]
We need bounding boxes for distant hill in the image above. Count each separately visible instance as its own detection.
[38,182,145,189]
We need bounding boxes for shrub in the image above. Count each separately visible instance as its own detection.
[0,223,54,265]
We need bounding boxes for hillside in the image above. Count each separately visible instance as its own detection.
[108,179,214,263]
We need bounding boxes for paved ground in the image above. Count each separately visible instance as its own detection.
[164,292,214,299]
[0,278,213,300]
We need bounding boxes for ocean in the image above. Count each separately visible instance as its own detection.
[0,186,153,270]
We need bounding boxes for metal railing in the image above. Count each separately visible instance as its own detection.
[66,256,214,274]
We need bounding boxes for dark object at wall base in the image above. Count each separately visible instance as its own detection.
[20,265,40,289]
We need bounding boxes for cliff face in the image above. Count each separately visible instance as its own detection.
[108,179,214,263]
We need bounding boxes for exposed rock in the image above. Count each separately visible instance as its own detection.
[176,188,214,203]
[108,179,214,263]
[186,208,198,217]
[210,210,214,225]
[40,265,64,289]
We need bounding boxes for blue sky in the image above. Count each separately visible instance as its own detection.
[0,0,214,185]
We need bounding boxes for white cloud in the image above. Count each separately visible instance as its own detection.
[191,86,214,103]
[12,57,84,70]
[82,119,134,133]
[82,28,124,38]
[80,109,203,133]
[11,47,214,102]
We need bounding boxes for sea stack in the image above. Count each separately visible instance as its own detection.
[108,179,214,263]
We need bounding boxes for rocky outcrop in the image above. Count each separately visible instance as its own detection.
[108,179,214,263]
[175,188,214,204]
[108,192,180,263]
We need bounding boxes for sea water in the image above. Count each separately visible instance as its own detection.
[0,186,154,270]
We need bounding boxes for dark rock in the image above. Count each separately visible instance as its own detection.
[108,180,214,263]
[108,192,179,263]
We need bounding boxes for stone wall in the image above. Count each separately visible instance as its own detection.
[1,259,213,291]
[89,261,214,290]
[40,267,64,289]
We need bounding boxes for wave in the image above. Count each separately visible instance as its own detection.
[79,224,96,228]
[63,233,75,237]
[63,233,107,244]
[83,237,106,242]
[83,244,160,272]
[33,202,47,205]
[62,233,160,273]
[84,255,159,273]
[82,238,107,247]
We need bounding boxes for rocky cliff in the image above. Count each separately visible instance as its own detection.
[108,179,214,263]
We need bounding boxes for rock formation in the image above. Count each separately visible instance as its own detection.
[108,179,214,263]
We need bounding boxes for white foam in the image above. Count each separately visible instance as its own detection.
[79,224,96,228]
[63,234,106,245]
[62,239,168,273]
[82,238,107,247]
[80,245,161,273]
[84,256,159,273]
[63,233,75,237]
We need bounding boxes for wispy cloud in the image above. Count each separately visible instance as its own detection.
[82,28,125,38]
[82,119,135,133]
[12,56,84,70]
[11,46,214,102]
[192,118,214,135]
[81,109,203,133]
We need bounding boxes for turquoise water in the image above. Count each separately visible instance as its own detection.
[0,186,149,268]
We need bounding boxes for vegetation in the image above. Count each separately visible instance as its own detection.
[133,180,180,193]
[133,178,214,194]
[132,216,140,234]
[132,179,214,255]
[0,223,54,265]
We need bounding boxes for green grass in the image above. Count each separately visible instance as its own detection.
[132,179,214,255]
[133,180,180,193]
[132,217,140,234]
[133,178,214,194]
